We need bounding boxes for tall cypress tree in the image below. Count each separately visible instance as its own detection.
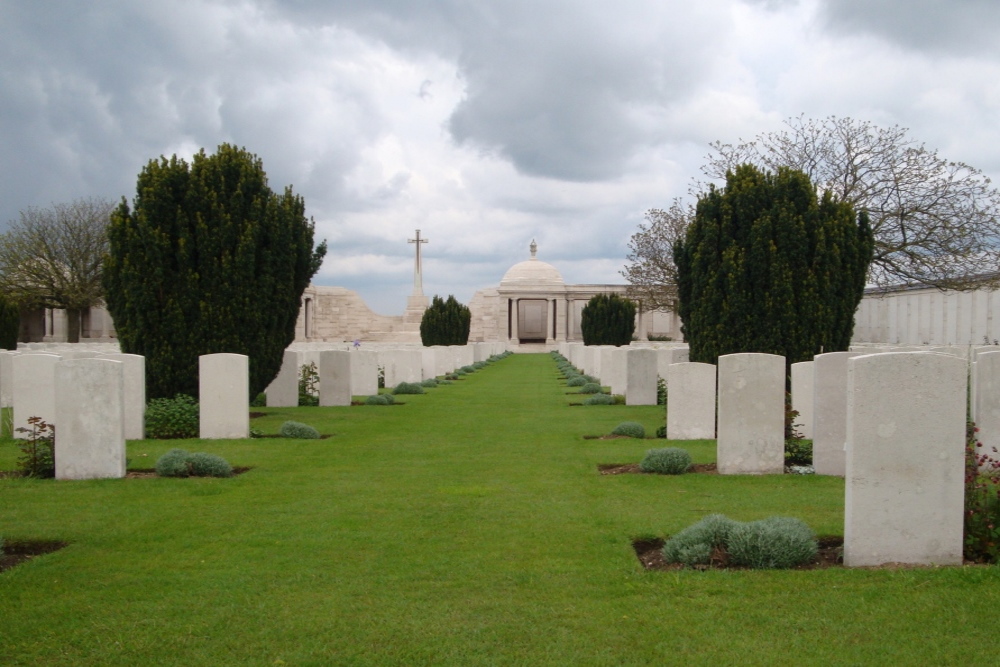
[420,295,471,346]
[0,294,19,350]
[580,293,636,346]
[673,164,873,366]
[103,144,327,399]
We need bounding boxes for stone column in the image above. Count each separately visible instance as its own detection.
[844,352,966,566]
[199,353,249,439]
[55,358,125,480]
[717,353,784,475]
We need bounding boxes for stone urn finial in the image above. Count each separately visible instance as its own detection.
[530,239,537,259]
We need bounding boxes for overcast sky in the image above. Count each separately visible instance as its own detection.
[3,0,999,313]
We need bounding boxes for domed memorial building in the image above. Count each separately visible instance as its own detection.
[465,240,681,348]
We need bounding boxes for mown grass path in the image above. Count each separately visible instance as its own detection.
[2,353,1000,665]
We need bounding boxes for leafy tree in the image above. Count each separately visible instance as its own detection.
[0,293,18,349]
[580,293,636,346]
[673,164,874,366]
[104,144,326,399]
[0,197,114,342]
[703,115,1000,290]
[624,116,1000,300]
[621,201,692,312]
[420,295,471,346]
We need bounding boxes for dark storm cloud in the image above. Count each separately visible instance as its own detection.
[266,0,729,181]
[818,0,1000,54]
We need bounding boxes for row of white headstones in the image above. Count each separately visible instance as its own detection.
[560,341,988,567]
[0,342,509,481]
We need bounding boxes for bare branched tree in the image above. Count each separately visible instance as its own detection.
[703,115,1000,290]
[0,197,114,342]
[621,200,692,311]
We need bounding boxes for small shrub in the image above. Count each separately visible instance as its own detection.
[455,369,468,377]
[657,377,666,406]
[611,394,626,405]
[250,392,267,407]
[965,422,1000,562]
[640,447,691,474]
[365,394,389,405]
[382,393,395,405]
[473,361,488,369]
[662,514,739,566]
[280,420,321,439]
[611,421,645,438]
[582,394,614,405]
[187,452,234,478]
[377,365,385,389]
[567,376,587,387]
[655,425,666,439]
[578,382,603,394]
[155,448,193,477]
[445,373,459,381]
[299,362,320,405]
[14,416,55,478]
[249,427,263,439]
[393,382,425,395]
[421,378,439,388]
[155,448,234,478]
[785,438,813,466]
[145,394,199,439]
[727,517,818,569]
[582,375,600,384]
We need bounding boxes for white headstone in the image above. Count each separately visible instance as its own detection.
[812,351,860,476]
[656,347,689,389]
[265,350,299,407]
[12,353,61,438]
[666,362,716,440]
[421,347,437,381]
[974,350,1000,471]
[199,353,249,439]
[351,350,380,396]
[0,350,17,409]
[99,353,146,440]
[319,350,352,407]
[790,361,814,439]
[625,348,657,405]
[717,353,785,475]
[844,352,966,566]
[55,358,126,479]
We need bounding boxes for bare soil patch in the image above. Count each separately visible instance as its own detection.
[125,466,254,479]
[599,462,718,475]
[633,535,844,571]
[1,539,68,574]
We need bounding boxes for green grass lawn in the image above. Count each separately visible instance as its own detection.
[2,353,999,665]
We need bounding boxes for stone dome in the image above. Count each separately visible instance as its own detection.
[500,240,565,287]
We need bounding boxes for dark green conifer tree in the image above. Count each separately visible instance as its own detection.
[0,294,19,349]
[580,293,636,346]
[673,164,873,366]
[419,295,471,346]
[103,144,326,399]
